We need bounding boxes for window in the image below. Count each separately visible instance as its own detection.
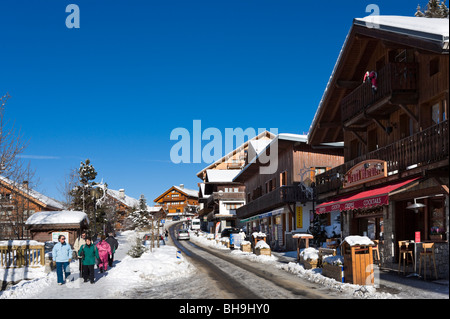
[429,57,439,77]
[280,171,287,186]
[429,198,446,240]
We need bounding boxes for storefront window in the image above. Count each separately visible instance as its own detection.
[429,198,446,240]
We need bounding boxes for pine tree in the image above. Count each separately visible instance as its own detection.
[126,194,151,230]
[415,0,449,18]
[127,235,147,258]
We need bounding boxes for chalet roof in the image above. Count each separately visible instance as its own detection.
[25,210,89,226]
[196,130,276,179]
[107,188,140,209]
[205,169,241,183]
[153,185,199,202]
[308,15,449,146]
[0,175,65,210]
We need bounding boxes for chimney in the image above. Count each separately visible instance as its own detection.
[119,189,125,200]
[22,181,29,189]
[179,184,184,189]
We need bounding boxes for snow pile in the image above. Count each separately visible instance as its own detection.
[25,210,88,225]
[0,240,44,246]
[343,235,374,247]
[255,240,270,249]
[323,255,344,266]
[252,232,266,238]
[300,247,319,260]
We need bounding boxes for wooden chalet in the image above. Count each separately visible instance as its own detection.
[308,16,449,278]
[234,134,343,250]
[153,185,198,220]
[197,131,276,232]
[106,188,140,231]
[0,176,65,240]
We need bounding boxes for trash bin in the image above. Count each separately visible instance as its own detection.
[342,236,375,285]
[229,229,242,249]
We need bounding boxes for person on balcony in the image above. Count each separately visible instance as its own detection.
[364,71,378,94]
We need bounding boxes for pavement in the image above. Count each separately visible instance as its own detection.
[271,250,449,299]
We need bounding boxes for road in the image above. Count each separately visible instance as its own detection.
[126,222,344,299]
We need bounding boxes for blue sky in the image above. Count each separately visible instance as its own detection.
[1,0,419,203]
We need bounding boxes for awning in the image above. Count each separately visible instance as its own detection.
[316,178,420,214]
[240,207,284,223]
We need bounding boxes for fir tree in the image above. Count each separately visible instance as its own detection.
[415,0,449,18]
[126,194,151,230]
[127,235,147,258]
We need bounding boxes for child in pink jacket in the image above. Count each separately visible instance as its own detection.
[96,235,112,272]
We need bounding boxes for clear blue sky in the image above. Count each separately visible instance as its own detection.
[1,0,419,203]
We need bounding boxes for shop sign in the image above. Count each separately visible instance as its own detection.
[343,160,387,188]
[296,206,303,228]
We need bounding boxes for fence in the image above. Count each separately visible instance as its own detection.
[0,241,45,268]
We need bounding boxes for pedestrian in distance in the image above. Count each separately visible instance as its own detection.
[78,237,99,284]
[96,235,112,273]
[52,235,72,285]
[105,232,119,267]
[73,231,86,276]
[165,229,169,241]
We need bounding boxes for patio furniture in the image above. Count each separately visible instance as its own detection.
[372,239,381,266]
[418,243,438,280]
[398,241,414,275]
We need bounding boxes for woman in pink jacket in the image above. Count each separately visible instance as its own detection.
[96,235,112,273]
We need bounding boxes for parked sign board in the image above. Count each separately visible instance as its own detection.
[343,160,387,188]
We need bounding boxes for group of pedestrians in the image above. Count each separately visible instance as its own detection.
[52,232,119,285]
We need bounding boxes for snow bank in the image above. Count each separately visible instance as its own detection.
[252,232,266,238]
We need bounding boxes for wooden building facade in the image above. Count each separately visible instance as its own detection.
[308,16,449,278]
[153,185,199,220]
[234,134,343,250]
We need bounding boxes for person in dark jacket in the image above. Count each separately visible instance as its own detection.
[78,237,99,284]
[105,232,119,267]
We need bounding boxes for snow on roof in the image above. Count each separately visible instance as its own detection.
[206,169,241,183]
[0,175,65,210]
[355,16,449,43]
[25,210,88,225]
[173,185,198,198]
[107,189,140,209]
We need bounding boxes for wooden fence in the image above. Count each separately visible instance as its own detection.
[0,243,45,268]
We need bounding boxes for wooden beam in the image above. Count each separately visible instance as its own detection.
[399,104,419,124]
[351,130,367,146]
[336,80,360,89]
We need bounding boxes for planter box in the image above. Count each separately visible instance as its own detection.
[221,240,230,248]
[255,248,271,256]
[240,244,252,253]
[430,234,443,241]
[322,263,345,283]
[300,256,318,269]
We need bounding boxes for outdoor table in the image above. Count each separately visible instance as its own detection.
[293,233,314,262]
[406,240,423,278]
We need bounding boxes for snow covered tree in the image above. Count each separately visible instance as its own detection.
[127,235,147,258]
[415,0,449,18]
[126,194,151,230]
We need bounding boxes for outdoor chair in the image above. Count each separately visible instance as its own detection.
[398,241,414,275]
[418,243,438,280]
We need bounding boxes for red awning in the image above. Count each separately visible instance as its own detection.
[316,178,420,214]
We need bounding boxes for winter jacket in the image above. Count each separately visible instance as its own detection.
[73,236,86,258]
[79,244,99,266]
[52,242,72,263]
[96,240,112,263]
[105,236,119,254]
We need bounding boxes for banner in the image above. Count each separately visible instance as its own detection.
[296,206,303,229]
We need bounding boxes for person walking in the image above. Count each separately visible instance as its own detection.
[96,235,112,273]
[52,235,72,285]
[73,232,86,276]
[105,232,119,268]
[78,237,99,284]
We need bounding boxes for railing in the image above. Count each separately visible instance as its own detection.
[206,191,245,208]
[236,185,309,220]
[0,241,45,268]
[316,120,449,194]
[341,63,418,122]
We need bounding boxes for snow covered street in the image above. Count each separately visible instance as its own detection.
[0,230,194,299]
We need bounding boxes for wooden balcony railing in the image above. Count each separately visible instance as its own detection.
[206,191,245,208]
[236,185,309,220]
[316,120,449,194]
[0,241,45,268]
[341,63,418,123]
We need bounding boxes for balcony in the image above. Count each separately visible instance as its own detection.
[316,120,449,195]
[341,63,418,124]
[206,191,245,208]
[236,186,309,220]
